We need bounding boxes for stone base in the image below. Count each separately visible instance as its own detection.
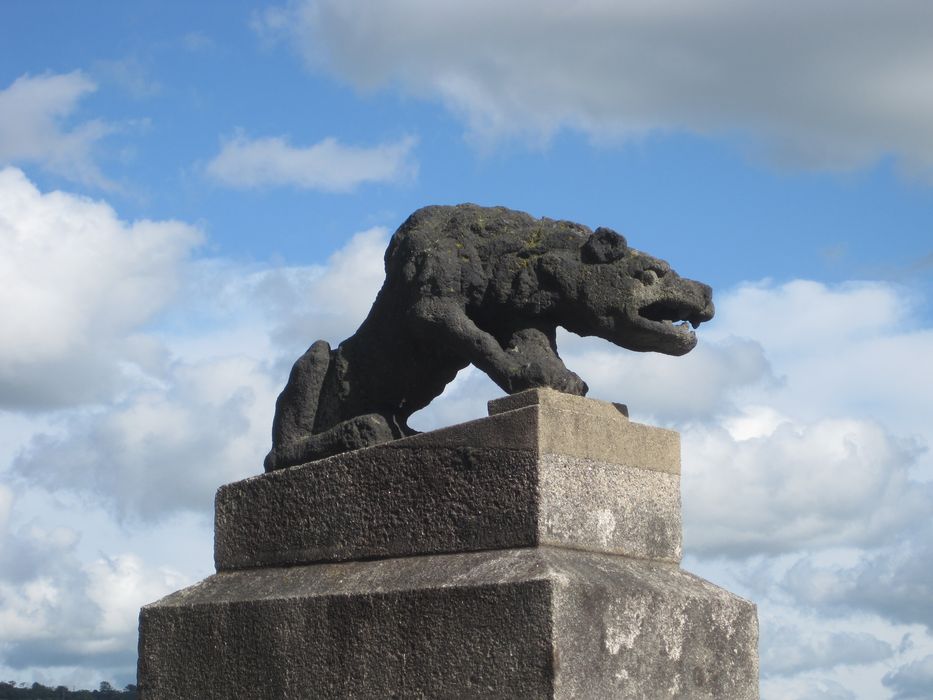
[140,390,759,697]
[214,389,682,569]
[139,547,758,699]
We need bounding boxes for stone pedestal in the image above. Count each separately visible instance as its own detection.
[138,389,759,699]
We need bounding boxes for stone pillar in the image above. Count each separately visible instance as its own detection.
[138,389,759,699]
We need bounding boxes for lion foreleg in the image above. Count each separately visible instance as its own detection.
[409,300,586,395]
[503,327,588,395]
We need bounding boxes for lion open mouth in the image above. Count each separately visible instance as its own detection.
[638,300,710,336]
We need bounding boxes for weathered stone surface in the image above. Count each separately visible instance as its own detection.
[265,204,715,469]
[143,390,759,697]
[214,389,682,570]
[215,444,541,570]
[139,547,758,700]
[539,454,681,560]
[487,387,627,419]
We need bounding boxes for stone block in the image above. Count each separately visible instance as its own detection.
[539,454,680,559]
[139,547,758,700]
[214,389,682,570]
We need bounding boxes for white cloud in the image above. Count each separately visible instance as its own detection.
[259,0,933,177]
[701,281,933,446]
[0,516,79,587]
[0,167,202,408]
[708,280,908,355]
[0,72,113,187]
[205,133,417,191]
[0,487,185,681]
[160,225,389,374]
[783,535,933,631]
[762,677,857,700]
[0,552,184,676]
[13,356,278,522]
[0,485,12,546]
[85,554,182,647]
[559,333,774,424]
[683,416,928,557]
[761,625,893,677]
[266,226,391,350]
[883,655,933,700]
[7,209,390,522]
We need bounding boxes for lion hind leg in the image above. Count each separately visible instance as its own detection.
[264,413,396,470]
[265,340,331,470]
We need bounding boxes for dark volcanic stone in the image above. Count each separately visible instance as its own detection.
[265,204,715,469]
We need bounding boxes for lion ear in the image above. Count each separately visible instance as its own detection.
[581,227,628,263]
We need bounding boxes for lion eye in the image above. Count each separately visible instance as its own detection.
[640,269,659,286]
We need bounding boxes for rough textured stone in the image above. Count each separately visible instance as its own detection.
[214,389,682,570]
[139,547,758,700]
[265,204,714,469]
[215,444,542,570]
[142,390,759,698]
[539,454,681,561]
[487,388,628,419]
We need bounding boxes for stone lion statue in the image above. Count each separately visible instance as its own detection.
[265,204,714,470]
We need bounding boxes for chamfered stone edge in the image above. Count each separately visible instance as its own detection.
[140,547,757,700]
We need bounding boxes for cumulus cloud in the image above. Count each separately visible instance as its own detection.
[682,416,928,557]
[260,226,391,351]
[0,516,79,587]
[761,625,893,676]
[0,487,185,682]
[708,282,933,432]
[0,484,10,531]
[7,208,391,522]
[13,356,278,521]
[0,72,113,187]
[0,551,183,676]
[783,535,933,631]
[883,655,933,700]
[761,677,857,700]
[205,133,417,191]
[559,332,774,424]
[161,225,390,377]
[708,280,909,355]
[258,0,933,177]
[0,211,400,684]
[0,167,202,409]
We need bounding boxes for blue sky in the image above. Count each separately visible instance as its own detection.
[1,2,932,697]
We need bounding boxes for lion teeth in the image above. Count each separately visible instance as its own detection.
[659,318,693,333]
